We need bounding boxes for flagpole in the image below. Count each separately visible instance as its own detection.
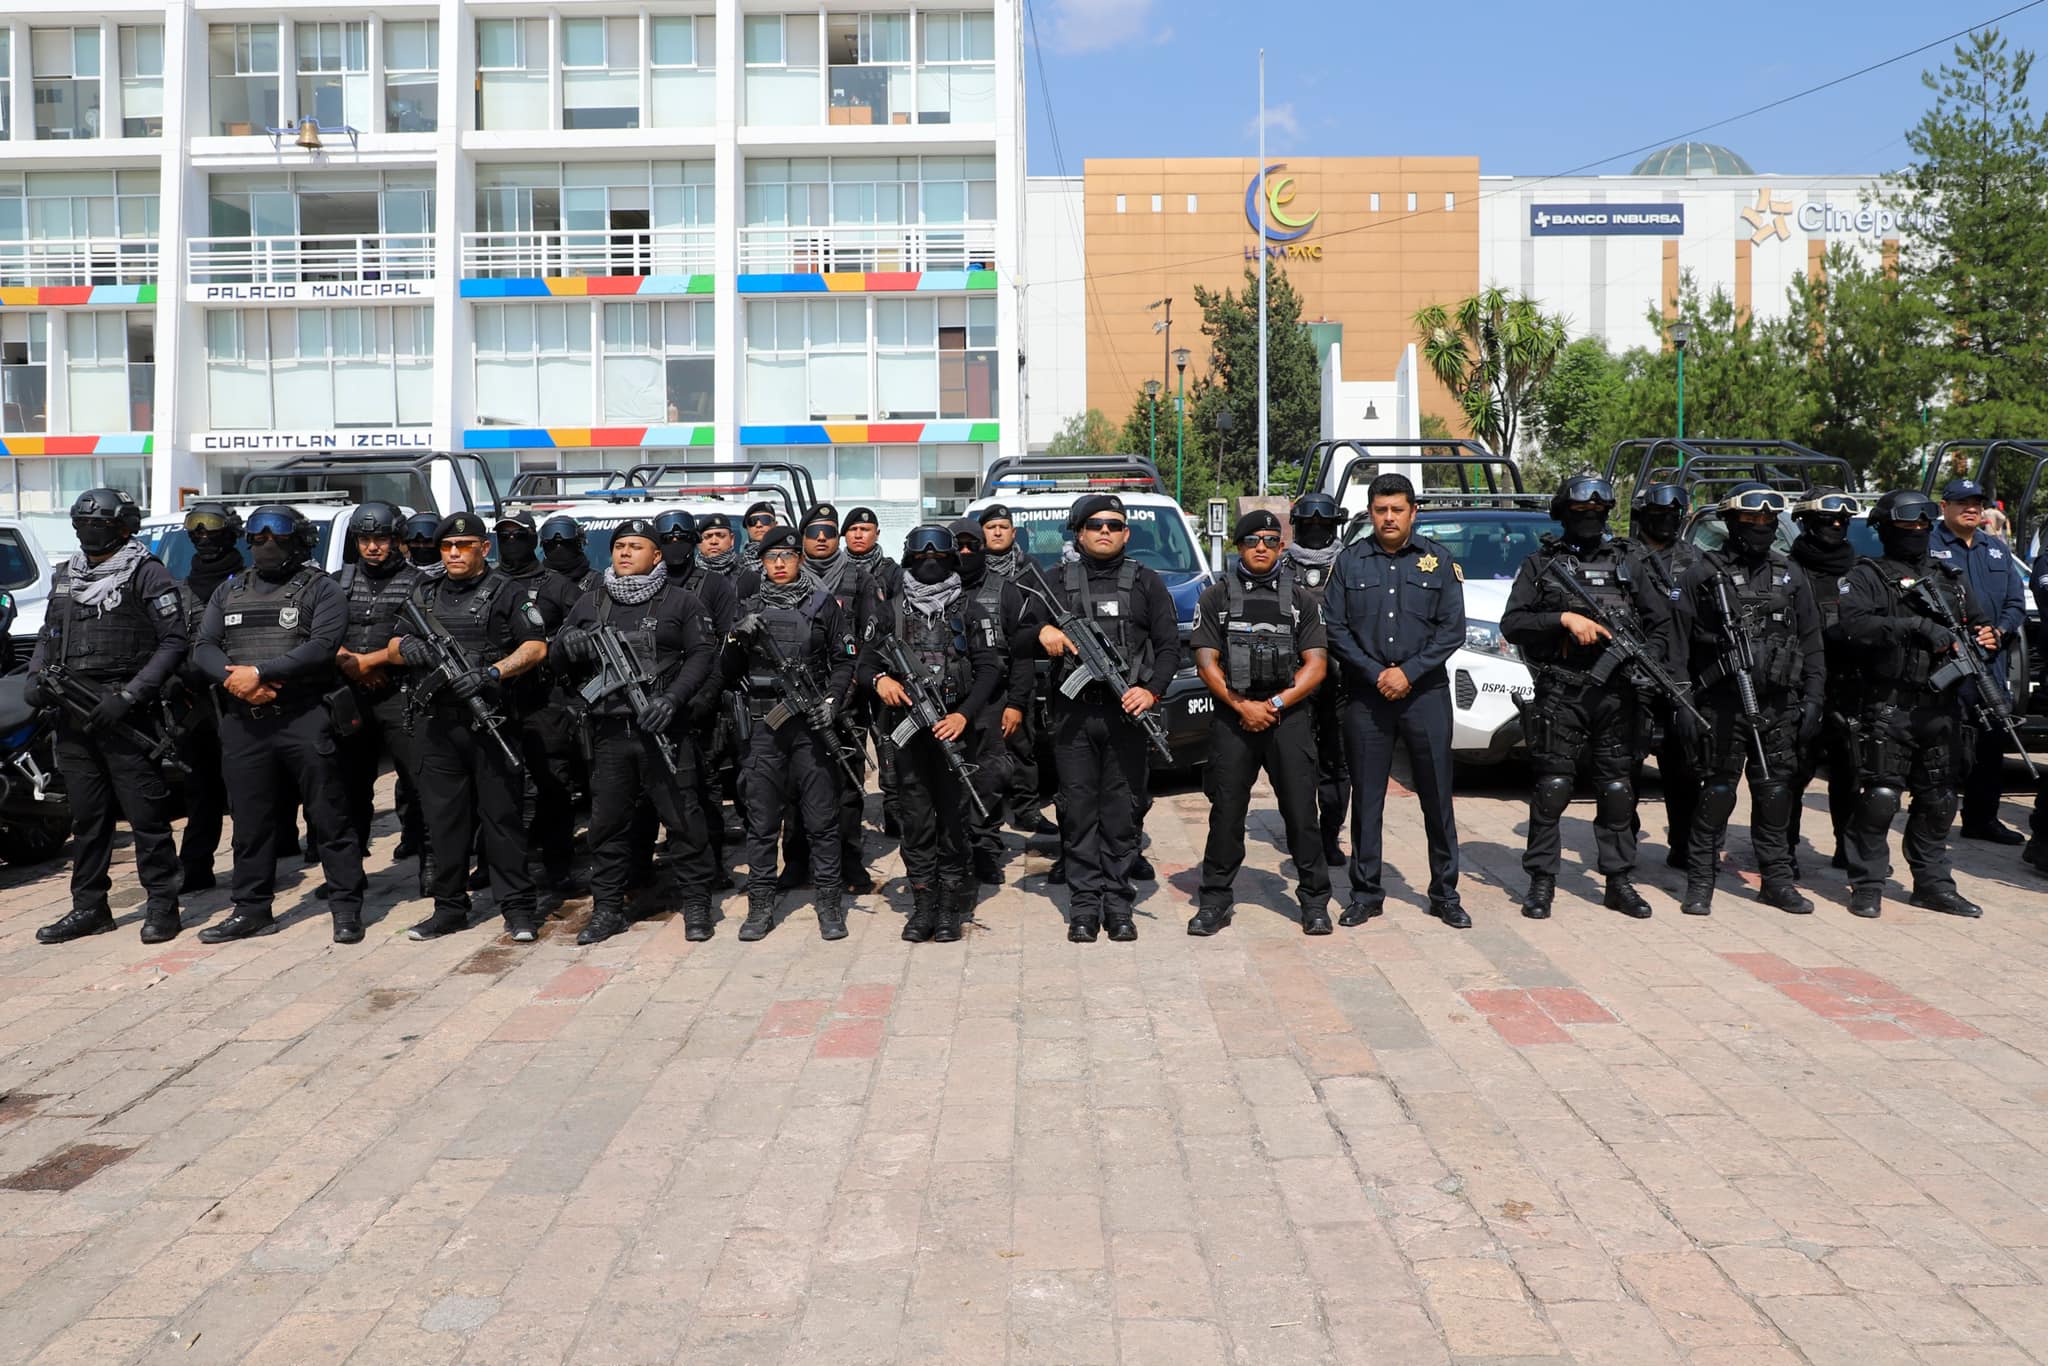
[1257,48,1269,496]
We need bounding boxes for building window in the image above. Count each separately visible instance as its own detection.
[600,301,713,423]
[2,314,50,433]
[474,303,593,428]
[746,296,992,423]
[296,22,372,130]
[828,12,910,126]
[562,17,640,130]
[650,17,715,127]
[744,14,822,126]
[209,24,280,136]
[740,156,996,271]
[917,11,995,123]
[383,21,438,133]
[1406,192,1417,212]
[474,162,713,277]
[1369,192,1379,212]
[0,34,11,141]
[476,18,548,131]
[1115,194,1125,214]
[0,171,159,286]
[1187,195,1197,213]
[1151,194,1162,213]
[1444,192,1455,212]
[118,27,164,137]
[205,307,432,429]
[66,312,153,432]
[32,28,102,141]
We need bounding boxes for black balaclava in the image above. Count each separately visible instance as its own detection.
[910,555,953,585]
[1293,519,1337,551]
[1879,522,1931,564]
[1636,508,1683,547]
[1792,517,1857,578]
[660,535,696,571]
[497,528,538,573]
[957,541,987,589]
[406,539,438,569]
[1560,508,1608,552]
[544,542,588,575]
[252,539,299,582]
[75,521,124,556]
[1729,520,1777,562]
[188,536,242,599]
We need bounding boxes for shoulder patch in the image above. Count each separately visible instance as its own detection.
[1452,563,1463,582]
[519,601,547,632]
[151,591,181,619]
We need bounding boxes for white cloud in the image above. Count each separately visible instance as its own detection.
[1248,102,1302,143]
[1045,0,1162,55]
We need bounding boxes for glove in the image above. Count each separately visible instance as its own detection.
[1798,700,1823,748]
[733,613,765,642]
[1914,619,1953,651]
[449,667,493,702]
[1670,705,1699,751]
[554,627,595,664]
[637,694,677,734]
[90,688,136,729]
[396,635,431,667]
[807,698,836,732]
[21,672,51,709]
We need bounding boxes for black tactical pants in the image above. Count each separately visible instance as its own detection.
[1050,695,1146,919]
[1687,688,1801,884]
[897,730,976,898]
[176,711,229,883]
[1200,704,1331,914]
[740,717,841,898]
[417,703,536,927]
[55,719,180,914]
[339,689,424,854]
[1847,697,1962,896]
[1311,673,1350,846]
[1344,685,1460,905]
[1961,721,2013,832]
[586,717,713,917]
[520,702,579,882]
[1645,698,1700,855]
[219,701,366,918]
[1523,681,1640,878]
[964,712,1012,860]
[1002,698,1042,817]
[1790,706,1856,862]
[784,714,868,881]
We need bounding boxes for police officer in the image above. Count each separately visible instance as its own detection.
[726,526,859,940]
[332,501,426,862]
[950,516,1031,885]
[1838,491,1992,919]
[497,511,578,892]
[1030,493,1180,943]
[1788,488,1862,871]
[1322,474,1467,929]
[1283,492,1350,867]
[172,502,245,892]
[403,512,442,571]
[1502,473,1672,920]
[656,509,739,634]
[1188,509,1334,935]
[740,501,778,564]
[696,513,742,576]
[976,503,1049,832]
[1622,482,1702,863]
[1931,477,2029,843]
[394,512,552,941]
[865,526,1005,942]
[28,489,188,945]
[1673,483,1826,916]
[844,506,907,838]
[192,505,369,943]
[554,518,720,944]
[656,508,739,887]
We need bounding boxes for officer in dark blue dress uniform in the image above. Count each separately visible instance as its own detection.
[1930,477,2029,843]
[1321,472,1469,929]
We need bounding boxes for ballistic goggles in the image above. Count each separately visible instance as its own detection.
[1717,487,1788,516]
[1633,484,1687,512]
[1876,493,1939,526]
[245,510,300,540]
[1793,491,1858,518]
[184,508,238,536]
[1559,475,1616,507]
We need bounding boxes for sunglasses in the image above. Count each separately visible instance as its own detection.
[1238,534,1284,548]
[1082,517,1127,533]
[745,515,775,528]
[762,548,799,560]
[803,526,837,539]
[442,538,487,551]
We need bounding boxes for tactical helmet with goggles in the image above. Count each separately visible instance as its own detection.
[1868,490,1938,528]
[1548,473,1616,521]
[183,502,243,543]
[538,514,584,547]
[1716,482,1788,519]
[245,504,315,550]
[1793,487,1858,521]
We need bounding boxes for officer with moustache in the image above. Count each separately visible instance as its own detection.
[192,506,368,943]
[976,503,1049,831]
[332,501,426,863]
[1931,478,2030,844]
[394,513,552,942]
[1282,492,1349,866]
[950,516,1032,885]
[696,513,742,577]
[1787,489,1861,871]
[1622,482,1702,864]
[1032,493,1179,943]
[553,518,720,944]
[172,503,245,892]
[28,489,188,945]
[1189,508,1334,935]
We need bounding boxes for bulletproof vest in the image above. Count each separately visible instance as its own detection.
[1221,568,1299,696]
[1281,549,1336,602]
[594,586,679,712]
[742,587,828,695]
[338,561,421,654]
[1871,559,1962,690]
[1631,540,1698,601]
[47,560,161,676]
[1713,553,1803,689]
[893,598,973,704]
[1530,543,1637,673]
[417,571,515,667]
[1062,558,1154,684]
[220,566,320,665]
[178,581,209,633]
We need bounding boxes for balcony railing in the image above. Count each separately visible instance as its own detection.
[738,223,995,275]
[0,238,159,289]
[461,227,715,279]
[188,233,436,285]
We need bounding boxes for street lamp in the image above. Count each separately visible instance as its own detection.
[1149,298,1173,411]
[1670,319,1693,445]
[1173,347,1191,503]
[1144,379,1162,462]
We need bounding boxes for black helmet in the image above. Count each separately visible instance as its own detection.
[403,511,441,543]
[1289,492,1342,523]
[348,500,405,539]
[245,504,315,551]
[1793,486,1857,521]
[1716,480,1788,520]
[1630,482,1688,515]
[1868,490,1938,528]
[539,514,584,547]
[72,487,142,535]
[183,501,243,541]
[902,524,957,563]
[653,509,698,544]
[1549,473,1617,522]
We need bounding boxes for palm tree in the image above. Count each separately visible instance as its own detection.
[1414,288,1570,458]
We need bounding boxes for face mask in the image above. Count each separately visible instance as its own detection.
[544,543,584,573]
[1803,520,1849,548]
[1561,512,1607,546]
[75,521,123,555]
[659,539,694,569]
[406,543,438,568]
[191,534,238,564]
[957,548,986,587]
[910,557,953,585]
[1636,510,1682,544]
[497,534,537,570]
[1294,521,1336,550]
[1731,523,1777,558]
[1881,527,1930,562]
[251,541,293,579]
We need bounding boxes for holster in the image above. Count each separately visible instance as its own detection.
[325,684,365,742]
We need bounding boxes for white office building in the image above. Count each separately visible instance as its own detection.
[0,0,1024,538]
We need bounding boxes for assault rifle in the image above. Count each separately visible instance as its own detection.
[745,620,863,786]
[1913,577,2038,780]
[1016,562,1175,764]
[578,626,681,778]
[1542,559,1707,732]
[1704,573,1772,770]
[397,598,525,771]
[875,633,990,821]
[37,664,188,774]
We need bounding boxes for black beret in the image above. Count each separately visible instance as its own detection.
[1234,509,1283,543]
[436,511,489,542]
[801,505,841,534]
[977,503,1013,525]
[841,506,880,530]
[948,517,986,546]
[758,526,801,555]
[612,517,659,544]
[1068,493,1126,531]
[744,501,776,519]
[698,512,733,533]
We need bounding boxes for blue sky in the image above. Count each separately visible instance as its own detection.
[1023,0,2048,178]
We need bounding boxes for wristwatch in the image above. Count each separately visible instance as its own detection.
[486,665,502,683]
[1269,694,1287,713]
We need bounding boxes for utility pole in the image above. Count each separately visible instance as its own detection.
[1256,48,1269,496]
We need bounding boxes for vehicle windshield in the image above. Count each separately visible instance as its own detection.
[1361,510,1551,581]
[149,520,337,577]
[1007,504,1207,578]
[0,530,39,591]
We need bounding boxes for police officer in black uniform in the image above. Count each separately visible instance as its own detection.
[843,506,907,837]
[1838,491,1991,919]
[1188,508,1334,935]
[1502,473,1672,920]
[332,501,425,862]
[950,516,1031,886]
[781,503,876,893]
[1283,492,1349,866]
[554,517,720,944]
[403,512,442,571]
[1787,488,1861,872]
[192,505,369,943]
[495,510,575,891]
[1622,482,1702,863]
[976,503,1049,832]
[1322,474,1468,929]
[28,489,188,945]
[740,500,778,565]
[172,502,245,892]
[864,526,1005,943]
[696,513,742,577]
[656,509,739,635]
[395,512,552,942]
[1673,483,1827,916]
[726,526,859,941]
[1030,493,1180,943]
[655,508,739,886]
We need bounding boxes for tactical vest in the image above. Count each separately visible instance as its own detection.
[1529,544,1637,673]
[741,587,830,697]
[46,559,162,677]
[416,571,516,668]
[1218,568,1300,696]
[220,566,320,666]
[1869,559,1961,691]
[1059,559,1154,689]
[338,561,422,654]
[1631,541,1698,601]
[1281,549,1336,602]
[893,598,974,705]
[1709,553,1803,690]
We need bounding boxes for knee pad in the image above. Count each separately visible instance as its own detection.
[1855,784,1902,831]
[1909,787,1958,831]
[1752,781,1794,828]
[1697,779,1740,829]
[1531,774,1574,821]
[1594,777,1634,830]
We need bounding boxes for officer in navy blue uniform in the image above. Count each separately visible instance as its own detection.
[1322,473,1468,929]
[1930,477,2030,842]
[1189,509,1333,935]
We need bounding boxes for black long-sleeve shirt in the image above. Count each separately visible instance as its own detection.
[1030,552,1180,700]
[559,582,717,716]
[29,556,188,697]
[192,569,349,694]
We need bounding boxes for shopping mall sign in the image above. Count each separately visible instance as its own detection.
[1741,188,1943,245]
[1244,163,1324,261]
[1530,204,1685,236]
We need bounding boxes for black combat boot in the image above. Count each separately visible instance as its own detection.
[1103,909,1138,942]
[931,902,962,944]
[406,905,468,941]
[901,888,937,943]
[1300,902,1334,936]
[1428,899,1471,929]
[1603,876,1652,919]
[1187,904,1232,936]
[139,903,182,945]
[737,893,777,942]
[973,849,1003,886]
[330,909,365,945]
[1909,887,1982,918]
[816,892,848,941]
[37,905,116,945]
[682,901,714,942]
[200,908,277,943]
[1129,855,1155,881]
[578,905,628,946]
[1848,886,1883,919]
[1758,881,1813,915]
[1681,878,1715,916]
[1520,874,1555,920]
[1067,911,1100,943]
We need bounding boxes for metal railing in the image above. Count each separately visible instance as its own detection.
[0,238,159,289]
[460,227,715,280]
[737,222,995,275]
[188,233,436,285]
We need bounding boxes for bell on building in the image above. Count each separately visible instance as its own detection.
[295,119,323,150]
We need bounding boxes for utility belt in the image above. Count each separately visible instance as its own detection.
[221,693,321,722]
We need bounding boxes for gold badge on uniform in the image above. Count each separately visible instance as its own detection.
[1416,553,1439,572]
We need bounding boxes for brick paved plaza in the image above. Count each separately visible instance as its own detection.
[2,772,2048,1365]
